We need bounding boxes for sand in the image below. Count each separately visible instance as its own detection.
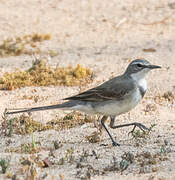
[0,0,175,179]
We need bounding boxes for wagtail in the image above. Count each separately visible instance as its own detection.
[6,59,161,146]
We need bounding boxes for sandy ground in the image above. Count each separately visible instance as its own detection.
[0,0,175,179]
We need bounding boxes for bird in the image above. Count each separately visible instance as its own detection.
[6,59,161,146]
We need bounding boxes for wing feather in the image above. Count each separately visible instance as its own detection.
[64,76,136,102]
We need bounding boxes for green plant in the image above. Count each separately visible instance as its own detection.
[0,159,9,174]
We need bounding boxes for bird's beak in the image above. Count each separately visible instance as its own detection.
[147,65,161,69]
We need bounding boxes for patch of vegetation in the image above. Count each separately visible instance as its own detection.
[53,141,63,150]
[131,129,147,139]
[4,115,48,135]
[21,94,48,103]
[2,112,93,136]
[128,124,156,147]
[20,142,39,154]
[58,147,75,165]
[75,150,101,179]
[103,150,169,174]
[103,156,119,172]
[130,124,156,139]
[143,103,157,114]
[20,157,37,179]
[154,91,175,104]
[5,133,41,154]
[0,159,10,174]
[103,153,134,174]
[8,118,13,137]
[162,91,175,102]
[120,152,134,172]
[0,59,92,90]
[0,33,51,57]
[135,151,169,173]
[47,112,93,131]
[85,131,101,143]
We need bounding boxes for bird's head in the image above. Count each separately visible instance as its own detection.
[125,59,161,80]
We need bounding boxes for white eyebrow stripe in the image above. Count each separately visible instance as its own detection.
[131,62,149,66]
[131,62,142,65]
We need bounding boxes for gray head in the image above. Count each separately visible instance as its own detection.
[124,59,161,80]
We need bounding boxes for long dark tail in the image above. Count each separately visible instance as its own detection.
[6,101,76,115]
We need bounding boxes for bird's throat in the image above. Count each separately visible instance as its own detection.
[138,78,147,98]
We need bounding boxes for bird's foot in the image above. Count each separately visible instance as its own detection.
[128,122,150,136]
[112,141,120,146]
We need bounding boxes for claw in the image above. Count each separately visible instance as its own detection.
[128,123,150,136]
[112,141,120,146]
[128,130,134,137]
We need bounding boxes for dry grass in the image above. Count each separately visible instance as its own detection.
[0,59,92,90]
[154,91,175,105]
[0,33,51,57]
[2,112,94,154]
[2,112,93,136]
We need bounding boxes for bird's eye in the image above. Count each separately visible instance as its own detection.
[136,64,142,68]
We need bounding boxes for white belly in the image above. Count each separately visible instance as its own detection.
[94,88,142,116]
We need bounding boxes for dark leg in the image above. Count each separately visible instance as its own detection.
[109,116,150,135]
[101,116,120,146]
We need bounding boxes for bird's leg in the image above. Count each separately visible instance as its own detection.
[109,116,150,135]
[101,116,120,146]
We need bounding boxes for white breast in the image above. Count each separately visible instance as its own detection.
[130,70,148,92]
[138,78,147,92]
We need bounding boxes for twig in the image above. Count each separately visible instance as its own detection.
[115,17,127,29]
[133,15,172,26]
[1,108,8,135]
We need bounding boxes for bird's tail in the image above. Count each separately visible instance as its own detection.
[6,101,76,115]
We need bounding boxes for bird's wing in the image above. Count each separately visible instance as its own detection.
[64,76,136,102]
